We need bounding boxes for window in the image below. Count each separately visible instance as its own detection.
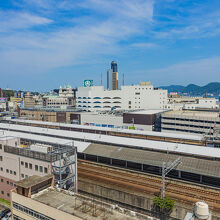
[35,165,38,171]
[10,182,13,186]
[25,175,28,179]
[1,191,4,195]
[0,144,2,149]
[0,156,2,161]
[14,171,16,175]
[44,167,48,173]
[0,167,3,171]
[10,170,12,174]
[7,193,10,197]
[29,163,32,169]
[25,162,28,168]
[21,174,24,178]
[1,179,3,182]
[6,169,9,173]
[7,181,9,184]
[39,166,43,172]
[21,161,24,166]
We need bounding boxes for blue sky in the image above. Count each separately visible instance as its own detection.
[0,0,220,91]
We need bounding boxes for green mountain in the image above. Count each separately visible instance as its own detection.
[160,82,220,96]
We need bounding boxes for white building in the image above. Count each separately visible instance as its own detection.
[42,86,75,109]
[76,82,168,111]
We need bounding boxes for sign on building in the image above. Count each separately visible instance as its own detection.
[84,80,93,87]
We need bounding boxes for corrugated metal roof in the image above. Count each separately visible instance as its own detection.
[83,143,220,178]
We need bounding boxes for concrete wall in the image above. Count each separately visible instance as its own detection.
[78,179,220,220]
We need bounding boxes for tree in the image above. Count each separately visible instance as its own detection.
[153,196,174,215]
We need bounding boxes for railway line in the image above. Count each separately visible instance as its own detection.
[78,159,220,212]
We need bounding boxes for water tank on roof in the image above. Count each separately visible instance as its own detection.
[194,201,210,219]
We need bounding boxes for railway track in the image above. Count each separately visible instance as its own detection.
[78,159,220,212]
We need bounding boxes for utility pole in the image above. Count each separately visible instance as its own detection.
[161,157,181,199]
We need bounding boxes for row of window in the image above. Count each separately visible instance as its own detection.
[21,161,48,173]
[162,117,220,124]
[14,215,25,220]
[1,178,16,186]
[162,122,215,129]
[0,166,17,175]
[13,202,54,220]
[1,190,10,197]
[77,101,121,103]
[77,97,121,99]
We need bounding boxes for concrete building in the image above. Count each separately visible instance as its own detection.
[161,110,220,140]
[0,134,76,201]
[42,86,75,109]
[111,61,118,90]
[167,95,218,110]
[107,69,112,90]
[11,175,153,220]
[19,107,82,123]
[76,82,168,111]
[24,92,35,108]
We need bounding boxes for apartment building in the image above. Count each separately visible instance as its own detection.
[0,135,75,201]
[76,82,168,111]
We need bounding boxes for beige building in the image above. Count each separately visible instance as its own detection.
[19,108,81,123]
[24,92,35,108]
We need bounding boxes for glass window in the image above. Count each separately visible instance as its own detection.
[35,165,38,171]
[0,156,2,161]
[21,174,24,178]
[6,169,9,173]
[29,163,32,169]
[25,162,28,168]
[44,167,48,173]
[14,171,16,175]
[40,166,43,172]
[21,161,24,166]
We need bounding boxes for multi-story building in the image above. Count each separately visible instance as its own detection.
[24,92,35,108]
[0,135,76,201]
[161,110,220,141]
[111,61,118,90]
[76,82,168,112]
[167,96,218,110]
[42,86,75,109]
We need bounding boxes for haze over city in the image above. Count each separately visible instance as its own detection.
[1,0,220,90]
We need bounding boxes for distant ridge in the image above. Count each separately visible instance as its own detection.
[160,82,220,96]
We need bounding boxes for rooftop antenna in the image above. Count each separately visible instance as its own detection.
[122,73,125,86]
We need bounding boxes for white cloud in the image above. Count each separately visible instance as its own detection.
[0,11,52,32]
[139,57,220,85]
[0,0,154,75]
[130,42,158,48]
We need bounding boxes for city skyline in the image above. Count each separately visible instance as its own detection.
[1,0,220,90]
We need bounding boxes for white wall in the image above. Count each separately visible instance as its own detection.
[76,84,168,112]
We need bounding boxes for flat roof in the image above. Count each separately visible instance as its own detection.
[33,188,141,220]
[0,123,219,158]
[163,110,219,119]
[1,130,90,153]
[4,118,203,141]
[16,175,53,188]
[126,109,168,115]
